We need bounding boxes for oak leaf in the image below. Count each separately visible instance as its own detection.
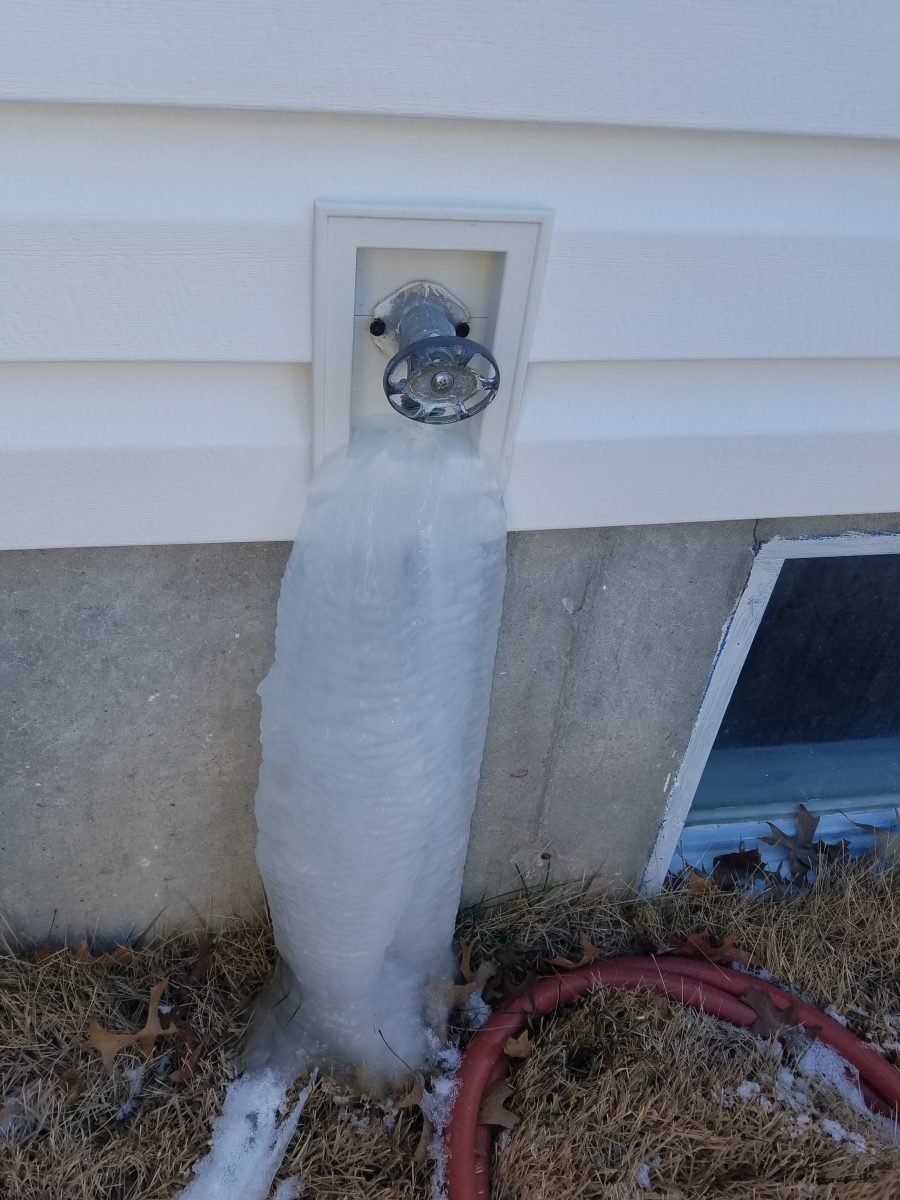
[686,869,717,894]
[72,940,134,966]
[188,934,214,982]
[169,1027,202,1085]
[459,937,476,984]
[762,804,820,877]
[847,817,900,865]
[414,1114,434,1166]
[492,970,542,1012]
[458,936,496,989]
[481,945,519,1004]
[392,1075,432,1166]
[549,932,602,970]
[87,978,169,1073]
[436,979,482,1008]
[34,940,133,966]
[87,1025,136,1074]
[711,847,765,887]
[742,986,821,1041]
[673,932,760,968]
[504,1030,533,1060]
[57,1068,82,1105]
[477,1080,519,1129]
[393,1075,425,1110]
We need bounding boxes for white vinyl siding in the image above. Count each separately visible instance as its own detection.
[2,6,900,549]
[3,1,899,138]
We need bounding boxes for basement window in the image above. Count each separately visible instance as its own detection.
[644,535,900,887]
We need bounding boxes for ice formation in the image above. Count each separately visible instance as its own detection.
[252,419,507,1082]
[177,1071,311,1199]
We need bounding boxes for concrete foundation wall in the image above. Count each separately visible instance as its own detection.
[2,512,897,940]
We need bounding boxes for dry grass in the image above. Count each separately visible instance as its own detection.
[1,861,899,1199]
[458,857,900,1018]
[493,990,900,1200]
[0,920,275,1199]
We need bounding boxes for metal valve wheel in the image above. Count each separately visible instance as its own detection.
[383,334,500,424]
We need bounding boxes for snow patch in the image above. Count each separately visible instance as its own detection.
[271,1178,302,1199]
[819,1118,868,1152]
[729,960,772,982]
[463,987,491,1030]
[422,1071,460,1200]
[797,1039,867,1118]
[116,1064,145,1121]
[177,1070,312,1200]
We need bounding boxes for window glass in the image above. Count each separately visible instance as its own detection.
[688,552,900,822]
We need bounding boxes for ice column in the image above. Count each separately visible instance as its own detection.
[254,419,506,1081]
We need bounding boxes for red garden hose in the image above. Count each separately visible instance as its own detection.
[445,955,900,1200]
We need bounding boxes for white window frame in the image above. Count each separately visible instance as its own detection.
[640,531,900,893]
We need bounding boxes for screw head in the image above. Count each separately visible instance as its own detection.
[430,370,455,393]
[455,322,470,338]
[369,318,386,337]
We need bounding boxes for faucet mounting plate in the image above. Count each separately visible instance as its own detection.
[313,203,552,480]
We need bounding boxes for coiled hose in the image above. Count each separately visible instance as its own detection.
[445,955,900,1200]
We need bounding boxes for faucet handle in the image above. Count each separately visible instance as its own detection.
[383,334,500,424]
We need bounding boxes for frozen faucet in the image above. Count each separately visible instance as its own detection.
[369,281,500,423]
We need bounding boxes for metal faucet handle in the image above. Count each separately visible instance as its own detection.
[383,334,500,424]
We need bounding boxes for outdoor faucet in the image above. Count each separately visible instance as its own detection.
[369,281,500,424]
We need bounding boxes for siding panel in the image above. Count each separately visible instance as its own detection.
[3,361,898,548]
[4,108,900,365]
[5,223,900,363]
[2,81,899,544]
[2,1,899,138]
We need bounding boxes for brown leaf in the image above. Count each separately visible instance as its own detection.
[742,986,821,1041]
[87,1022,139,1075]
[686,869,717,894]
[436,979,481,1009]
[711,847,765,887]
[477,1080,519,1129]
[762,804,821,877]
[482,944,525,1005]
[169,1027,202,1085]
[57,1068,82,1104]
[847,818,900,865]
[87,978,169,1073]
[673,932,760,968]
[504,1030,533,1060]
[34,940,133,966]
[136,979,168,1056]
[493,970,541,1009]
[457,936,496,991]
[494,945,518,970]
[474,959,497,986]
[549,932,602,970]
[393,1075,425,1110]
[189,934,215,982]
[71,940,134,966]
[413,1114,434,1166]
[811,839,851,866]
[459,937,476,984]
